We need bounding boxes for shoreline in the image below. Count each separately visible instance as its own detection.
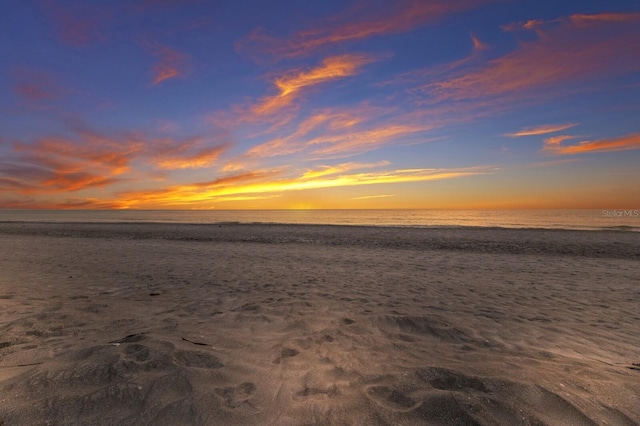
[2,208,638,233]
[2,219,639,234]
[1,221,638,259]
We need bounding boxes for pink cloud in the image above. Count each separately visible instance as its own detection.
[417,12,640,102]
[237,0,497,61]
[12,68,67,103]
[146,44,189,86]
[41,0,111,47]
[544,133,640,155]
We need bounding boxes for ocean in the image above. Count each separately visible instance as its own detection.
[0,209,638,231]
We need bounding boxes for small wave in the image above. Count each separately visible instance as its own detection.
[598,225,640,232]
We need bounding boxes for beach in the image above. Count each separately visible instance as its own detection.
[0,222,638,425]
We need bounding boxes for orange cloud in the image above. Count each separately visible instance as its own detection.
[544,133,640,155]
[14,133,140,175]
[501,13,640,32]
[119,170,283,207]
[506,123,578,137]
[0,197,128,210]
[569,12,640,26]
[501,19,548,32]
[542,135,578,146]
[253,54,376,115]
[41,173,120,192]
[116,163,491,208]
[213,194,282,203]
[307,123,434,157]
[237,0,496,61]
[220,158,253,172]
[7,131,143,194]
[151,144,228,169]
[207,55,376,137]
[146,44,188,86]
[142,130,232,170]
[246,105,430,160]
[300,161,389,179]
[276,54,375,96]
[418,12,640,101]
[351,194,395,200]
[0,158,123,195]
[247,110,345,157]
[2,125,232,197]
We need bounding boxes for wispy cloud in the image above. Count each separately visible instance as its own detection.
[503,12,640,32]
[237,0,496,61]
[245,104,432,160]
[206,54,378,140]
[300,161,389,179]
[1,124,231,196]
[246,106,380,158]
[143,43,189,86]
[506,123,578,137]
[41,0,110,47]
[207,61,394,170]
[252,54,377,115]
[542,135,578,146]
[143,132,231,170]
[0,197,129,210]
[13,69,66,103]
[116,163,492,208]
[309,124,433,158]
[470,33,489,51]
[543,133,640,155]
[14,83,58,102]
[119,170,283,207]
[213,194,282,203]
[351,194,395,200]
[416,12,640,102]
[153,148,225,169]
[6,130,143,194]
[569,12,640,25]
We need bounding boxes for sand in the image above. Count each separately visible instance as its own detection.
[0,222,638,425]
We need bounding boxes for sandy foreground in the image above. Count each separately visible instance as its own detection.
[0,222,638,425]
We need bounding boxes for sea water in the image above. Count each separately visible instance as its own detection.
[1,209,638,231]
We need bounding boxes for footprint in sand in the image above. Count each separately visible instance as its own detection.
[273,347,299,364]
[365,385,419,411]
[109,333,146,344]
[415,367,489,393]
[293,384,340,401]
[122,344,150,362]
[215,382,257,410]
[173,350,224,369]
[413,393,482,425]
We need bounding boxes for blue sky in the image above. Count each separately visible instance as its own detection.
[1,0,639,209]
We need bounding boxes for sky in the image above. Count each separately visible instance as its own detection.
[1,0,639,210]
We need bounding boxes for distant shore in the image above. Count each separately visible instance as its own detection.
[1,222,639,424]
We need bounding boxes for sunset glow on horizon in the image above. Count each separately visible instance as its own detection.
[1,0,639,210]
